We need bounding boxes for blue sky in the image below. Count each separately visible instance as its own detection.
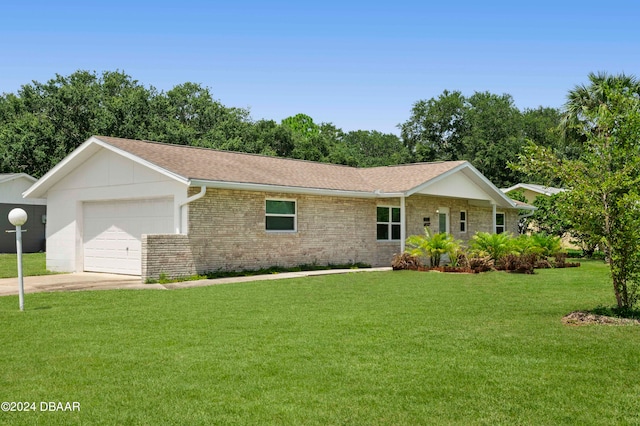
[2,1,639,134]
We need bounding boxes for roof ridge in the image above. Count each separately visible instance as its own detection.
[95,135,358,170]
[364,159,467,169]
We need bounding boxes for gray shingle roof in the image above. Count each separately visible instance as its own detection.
[96,136,466,194]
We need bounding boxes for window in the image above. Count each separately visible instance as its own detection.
[266,199,296,232]
[377,206,401,240]
[496,212,505,234]
[460,210,467,233]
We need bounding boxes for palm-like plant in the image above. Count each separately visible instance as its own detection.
[529,233,563,258]
[405,228,461,267]
[469,232,514,262]
[561,72,640,138]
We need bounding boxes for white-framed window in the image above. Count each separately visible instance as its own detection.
[496,212,505,234]
[377,206,401,241]
[460,210,467,233]
[266,199,296,232]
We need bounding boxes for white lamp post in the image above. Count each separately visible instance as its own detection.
[8,208,28,311]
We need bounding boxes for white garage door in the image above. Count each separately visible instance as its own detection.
[83,198,174,275]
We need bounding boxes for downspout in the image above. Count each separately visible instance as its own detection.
[519,211,535,220]
[491,202,497,234]
[400,195,406,253]
[178,186,206,234]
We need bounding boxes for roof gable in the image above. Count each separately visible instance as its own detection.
[0,173,36,185]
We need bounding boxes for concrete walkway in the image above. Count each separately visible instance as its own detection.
[0,267,392,297]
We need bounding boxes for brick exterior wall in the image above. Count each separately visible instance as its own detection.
[186,189,385,272]
[141,188,520,278]
[405,195,519,240]
[177,188,519,274]
[142,234,196,281]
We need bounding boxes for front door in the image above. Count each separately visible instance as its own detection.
[438,207,450,234]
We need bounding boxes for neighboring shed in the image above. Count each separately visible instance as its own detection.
[24,136,532,280]
[0,174,47,253]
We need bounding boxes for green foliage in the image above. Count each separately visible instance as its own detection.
[516,72,640,309]
[401,90,561,187]
[469,232,515,261]
[339,130,411,167]
[0,70,253,177]
[506,189,526,203]
[400,90,467,162]
[462,92,525,187]
[405,228,461,267]
[203,262,370,279]
[529,233,563,257]
[530,193,573,236]
[0,70,416,177]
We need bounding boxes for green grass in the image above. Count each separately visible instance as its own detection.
[1,261,638,425]
[0,253,53,278]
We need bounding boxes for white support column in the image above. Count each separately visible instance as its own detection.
[492,202,497,234]
[400,195,406,252]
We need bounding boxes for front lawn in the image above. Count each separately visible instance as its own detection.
[0,253,52,278]
[1,261,638,425]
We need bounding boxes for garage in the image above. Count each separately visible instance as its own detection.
[83,198,174,275]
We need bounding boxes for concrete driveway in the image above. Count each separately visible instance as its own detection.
[0,272,154,297]
[0,267,392,297]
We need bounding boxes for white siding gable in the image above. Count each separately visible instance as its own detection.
[417,172,493,202]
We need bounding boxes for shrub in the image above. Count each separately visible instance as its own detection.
[453,249,469,268]
[406,228,462,267]
[391,253,421,271]
[553,253,581,268]
[470,232,514,261]
[529,233,564,257]
[496,253,536,274]
[468,255,494,273]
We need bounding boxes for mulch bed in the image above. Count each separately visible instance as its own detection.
[562,311,640,326]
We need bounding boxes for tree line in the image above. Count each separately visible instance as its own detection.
[1,69,570,187]
[0,70,409,179]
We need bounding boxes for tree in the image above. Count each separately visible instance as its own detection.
[337,130,410,167]
[0,70,254,177]
[561,72,640,138]
[400,90,467,162]
[462,92,525,187]
[0,70,157,176]
[400,90,527,187]
[517,73,640,311]
[151,82,252,149]
[521,107,578,160]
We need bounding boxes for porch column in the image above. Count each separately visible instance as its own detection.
[400,195,406,252]
[491,202,497,234]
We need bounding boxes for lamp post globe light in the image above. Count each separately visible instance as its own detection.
[8,208,28,311]
[8,208,28,227]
